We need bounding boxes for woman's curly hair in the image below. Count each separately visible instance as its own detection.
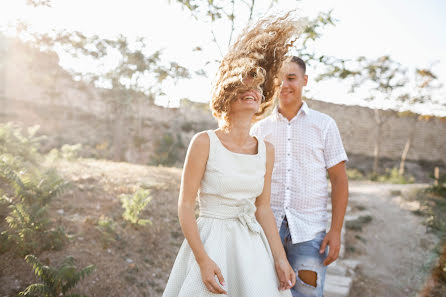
[210,12,305,131]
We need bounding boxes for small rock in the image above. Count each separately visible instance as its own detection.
[126,258,133,263]
[57,209,64,215]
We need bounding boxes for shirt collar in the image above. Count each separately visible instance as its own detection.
[273,101,309,121]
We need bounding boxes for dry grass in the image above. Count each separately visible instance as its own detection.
[0,158,183,297]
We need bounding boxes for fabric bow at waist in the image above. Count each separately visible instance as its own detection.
[199,199,261,234]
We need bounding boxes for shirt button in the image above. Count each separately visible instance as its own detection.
[287,138,291,141]
[287,153,291,156]
[286,187,290,190]
[285,206,289,210]
[287,169,291,172]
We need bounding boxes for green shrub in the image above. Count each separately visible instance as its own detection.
[0,123,43,168]
[120,189,152,226]
[2,202,65,255]
[0,123,68,255]
[373,167,414,184]
[427,172,446,197]
[181,122,194,132]
[61,144,82,160]
[346,215,373,231]
[346,168,364,180]
[150,132,185,166]
[96,215,119,248]
[19,254,95,297]
[0,163,68,255]
[46,144,82,162]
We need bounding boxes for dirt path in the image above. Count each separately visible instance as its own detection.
[346,182,440,297]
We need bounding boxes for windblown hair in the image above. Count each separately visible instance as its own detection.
[210,13,304,131]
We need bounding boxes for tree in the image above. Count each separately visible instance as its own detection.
[26,0,53,7]
[172,0,275,54]
[318,55,409,175]
[171,0,339,80]
[13,27,190,160]
[396,67,443,175]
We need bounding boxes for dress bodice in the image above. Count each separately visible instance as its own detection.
[199,129,266,201]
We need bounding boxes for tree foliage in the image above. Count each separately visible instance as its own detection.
[18,30,190,100]
[26,0,53,7]
[171,0,337,73]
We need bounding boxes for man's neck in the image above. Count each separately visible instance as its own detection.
[278,100,304,121]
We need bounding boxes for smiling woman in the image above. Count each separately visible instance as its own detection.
[161,13,305,297]
[210,13,305,132]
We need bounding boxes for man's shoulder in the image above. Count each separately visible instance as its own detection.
[306,107,335,125]
[252,114,275,129]
[251,114,275,137]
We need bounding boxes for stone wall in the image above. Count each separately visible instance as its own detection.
[0,35,444,165]
[307,100,446,163]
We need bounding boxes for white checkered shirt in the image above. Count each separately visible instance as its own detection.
[250,101,348,244]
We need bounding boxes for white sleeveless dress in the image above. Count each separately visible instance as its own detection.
[162,130,292,297]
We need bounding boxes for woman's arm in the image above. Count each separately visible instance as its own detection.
[255,141,295,291]
[177,132,227,294]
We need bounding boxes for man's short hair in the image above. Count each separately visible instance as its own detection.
[288,56,306,74]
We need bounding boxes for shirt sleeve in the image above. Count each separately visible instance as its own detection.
[250,122,260,138]
[323,119,348,169]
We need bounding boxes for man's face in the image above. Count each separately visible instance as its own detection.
[279,61,308,105]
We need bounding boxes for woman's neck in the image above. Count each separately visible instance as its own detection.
[220,115,253,146]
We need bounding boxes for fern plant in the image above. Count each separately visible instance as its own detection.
[120,188,152,226]
[0,123,43,169]
[2,165,67,207]
[2,202,66,255]
[19,254,95,297]
[0,162,68,255]
[95,215,119,248]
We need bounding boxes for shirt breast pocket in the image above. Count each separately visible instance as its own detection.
[302,142,324,164]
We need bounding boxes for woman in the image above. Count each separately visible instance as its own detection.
[162,14,303,297]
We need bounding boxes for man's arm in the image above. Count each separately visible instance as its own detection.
[320,161,349,266]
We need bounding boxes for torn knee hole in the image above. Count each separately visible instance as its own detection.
[298,270,317,288]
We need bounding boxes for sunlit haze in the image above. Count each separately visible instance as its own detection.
[1,0,445,115]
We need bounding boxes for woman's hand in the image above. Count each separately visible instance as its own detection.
[275,258,296,291]
[198,256,227,295]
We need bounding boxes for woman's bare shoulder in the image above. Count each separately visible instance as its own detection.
[186,131,211,159]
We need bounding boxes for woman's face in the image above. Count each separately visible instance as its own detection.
[229,77,262,115]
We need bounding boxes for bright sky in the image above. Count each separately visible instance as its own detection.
[1,0,445,115]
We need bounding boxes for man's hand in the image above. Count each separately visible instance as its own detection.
[320,230,341,266]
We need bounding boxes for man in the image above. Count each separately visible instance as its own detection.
[250,56,349,297]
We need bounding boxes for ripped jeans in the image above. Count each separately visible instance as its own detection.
[279,216,327,297]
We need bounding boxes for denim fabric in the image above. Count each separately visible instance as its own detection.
[279,216,328,297]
